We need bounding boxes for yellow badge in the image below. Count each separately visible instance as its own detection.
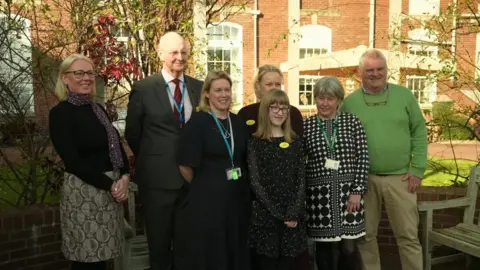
[246,119,255,126]
[196,106,200,112]
[279,142,290,149]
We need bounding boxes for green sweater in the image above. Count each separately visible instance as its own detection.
[342,83,428,178]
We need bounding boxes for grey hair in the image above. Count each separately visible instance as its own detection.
[313,76,345,101]
[358,48,387,70]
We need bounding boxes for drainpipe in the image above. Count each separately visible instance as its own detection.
[250,0,261,102]
[369,0,376,48]
[451,0,458,82]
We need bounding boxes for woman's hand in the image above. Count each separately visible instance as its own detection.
[284,221,298,228]
[346,194,361,213]
[111,174,130,202]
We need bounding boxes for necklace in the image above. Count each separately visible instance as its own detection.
[219,119,231,138]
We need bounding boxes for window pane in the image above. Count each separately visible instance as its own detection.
[224,50,231,61]
[207,49,215,61]
[207,62,214,71]
[213,25,221,40]
[300,49,306,59]
[231,27,238,40]
[214,49,222,60]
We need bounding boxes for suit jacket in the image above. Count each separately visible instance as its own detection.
[125,73,203,189]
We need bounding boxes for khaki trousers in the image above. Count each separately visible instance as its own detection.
[357,174,423,270]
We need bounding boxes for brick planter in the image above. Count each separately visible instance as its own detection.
[0,186,478,270]
[0,206,69,270]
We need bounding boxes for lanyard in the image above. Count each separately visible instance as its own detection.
[316,116,337,153]
[165,80,187,122]
[210,112,235,167]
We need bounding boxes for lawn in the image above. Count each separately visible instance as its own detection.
[0,164,60,209]
[422,157,479,187]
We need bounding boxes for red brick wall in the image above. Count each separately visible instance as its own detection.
[0,206,69,270]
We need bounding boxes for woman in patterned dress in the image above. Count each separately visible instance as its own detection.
[303,76,369,270]
[49,54,130,270]
[247,89,307,270]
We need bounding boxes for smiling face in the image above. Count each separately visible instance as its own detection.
[256,71,282,100]
[62,59,95,95]
[360,56,387,92]
[206,78,232,113]
[161,35,188,77]
[268,103,289,127]
[315,93,339,119]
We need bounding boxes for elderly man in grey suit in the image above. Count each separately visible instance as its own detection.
[125,32,203,270]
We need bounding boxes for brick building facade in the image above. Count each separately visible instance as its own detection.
[2,0,480,124]
[199,0,480,117]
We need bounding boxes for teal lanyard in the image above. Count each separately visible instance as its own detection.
[316,116,337,153]
[165,80,187,123]
[210,112,235,167]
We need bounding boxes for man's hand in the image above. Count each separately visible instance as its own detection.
[284,221,297,228]
[402,173,422,193]
[346,194,361,213]
[111,174,130,202]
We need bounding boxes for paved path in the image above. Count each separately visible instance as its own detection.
[428,141,480,161]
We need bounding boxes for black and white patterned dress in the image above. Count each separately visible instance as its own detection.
[303,112,369,242]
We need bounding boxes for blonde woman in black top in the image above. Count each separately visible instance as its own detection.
[49,54,130,270]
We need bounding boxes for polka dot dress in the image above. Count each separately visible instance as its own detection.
[303,112,369,242]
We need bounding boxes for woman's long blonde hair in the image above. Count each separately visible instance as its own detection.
[253,89,296,143]
[54,54,96,100]
[198,70,232,112]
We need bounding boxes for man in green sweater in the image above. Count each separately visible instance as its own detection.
[342,49,427,270]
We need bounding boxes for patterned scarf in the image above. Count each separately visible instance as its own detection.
[67,92,124,172]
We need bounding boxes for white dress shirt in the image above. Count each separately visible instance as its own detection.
[161,69,193,123]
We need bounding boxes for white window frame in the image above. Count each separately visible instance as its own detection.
[299,25,332,59]
[299,75,323,109]
[406,75,437,109]
[407,28,438,57]
[409,0,440,15]
[207,22,243,110]
[0,13,34,114]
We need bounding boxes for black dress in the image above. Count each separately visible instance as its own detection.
[178,111,251,270]
[247,137,308,258]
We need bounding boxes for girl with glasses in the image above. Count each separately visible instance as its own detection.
[247,89,307,270]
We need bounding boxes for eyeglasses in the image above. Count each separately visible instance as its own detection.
[64,70,96,79]
[362,87,390,106]
[269,105,290,114]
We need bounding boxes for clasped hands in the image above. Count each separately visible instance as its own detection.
[111,174,130,202]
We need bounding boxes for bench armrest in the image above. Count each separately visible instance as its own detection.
[418,197,471,212]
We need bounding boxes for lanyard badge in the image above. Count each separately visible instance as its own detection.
[317,116,341,170]
[210,112,242,180]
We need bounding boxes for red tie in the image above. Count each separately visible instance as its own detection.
[172,78,184,126]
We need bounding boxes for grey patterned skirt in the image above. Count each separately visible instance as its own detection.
[60,171,124,262]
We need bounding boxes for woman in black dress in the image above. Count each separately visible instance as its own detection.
[49,54,130,270]
[177,70,250,270]
[248,89,307,270]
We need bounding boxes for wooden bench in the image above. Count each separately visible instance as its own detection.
[114,182,150,270]
[418,166,480,270]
